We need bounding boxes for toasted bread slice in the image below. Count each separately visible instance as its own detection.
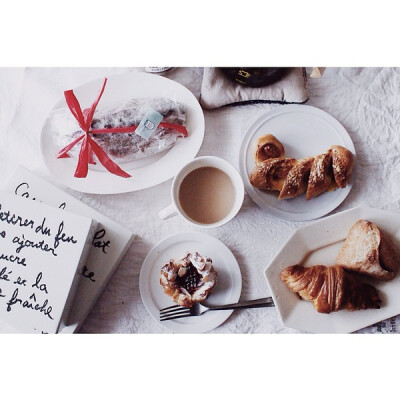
[336,219,400,281]
[331,145,354,188]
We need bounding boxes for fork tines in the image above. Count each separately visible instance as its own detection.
[159,305,191,322]
[159,304,183,313]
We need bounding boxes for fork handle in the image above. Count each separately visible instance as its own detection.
[207,297,274,311]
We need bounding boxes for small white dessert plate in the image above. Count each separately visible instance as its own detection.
[139,231,242,333]
[40,72,205,194]
[239,104,356,221]
[265,206,400,333]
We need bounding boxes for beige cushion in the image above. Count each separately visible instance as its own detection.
[200,67,309,109]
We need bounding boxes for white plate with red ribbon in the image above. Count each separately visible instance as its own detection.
[40,72,205,194]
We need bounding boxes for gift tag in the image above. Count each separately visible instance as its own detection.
[135,108,163,140]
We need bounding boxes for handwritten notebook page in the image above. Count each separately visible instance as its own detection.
[4,166,134,333]
[0,191,96,333]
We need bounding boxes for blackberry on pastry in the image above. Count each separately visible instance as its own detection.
[160,252,217,307]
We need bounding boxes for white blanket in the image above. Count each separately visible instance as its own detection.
[0,67,399,333]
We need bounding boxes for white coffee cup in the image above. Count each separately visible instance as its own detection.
[159,156,244,228]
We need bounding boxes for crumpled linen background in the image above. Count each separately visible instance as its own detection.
[0,67,399,334]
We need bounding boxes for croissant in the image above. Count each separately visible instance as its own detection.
[280,264,381,313]
[253,134,285,164]
[336,220,400,281]
[249,135,354,200]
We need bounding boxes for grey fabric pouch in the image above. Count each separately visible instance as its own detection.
[200,67,309,109]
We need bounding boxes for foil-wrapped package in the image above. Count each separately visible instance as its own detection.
[52,97,187,163]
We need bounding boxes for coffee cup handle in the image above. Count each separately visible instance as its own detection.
[159,204,179,220]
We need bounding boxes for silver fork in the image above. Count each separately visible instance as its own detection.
[159,297,274,321]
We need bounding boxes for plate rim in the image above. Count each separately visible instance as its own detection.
[40,71,205,194]
[139,231,242,333]
[239,104,356,221]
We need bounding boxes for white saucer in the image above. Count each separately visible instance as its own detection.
[139,232,242,333]
[40,72,205,194]
[239,105,356,221]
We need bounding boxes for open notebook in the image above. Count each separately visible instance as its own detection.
[3,166,134,333]
[0,191,96,333]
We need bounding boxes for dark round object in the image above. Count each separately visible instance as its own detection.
[219,67,290,88]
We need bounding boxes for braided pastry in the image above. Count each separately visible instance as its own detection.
[253,134,285,163]
[249,158,297,192]
[249,134,354,200]
[306,150,334,200]
[279,156,314,200]
[280,264,381,314]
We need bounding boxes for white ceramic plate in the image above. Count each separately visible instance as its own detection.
[139,232,242,333]
[265,206,400,333]
[40,72,205,194]
[239,105,356,221]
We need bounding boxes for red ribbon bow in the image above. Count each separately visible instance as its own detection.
[57,78,188,178]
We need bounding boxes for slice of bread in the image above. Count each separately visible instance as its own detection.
[336,219,399,281]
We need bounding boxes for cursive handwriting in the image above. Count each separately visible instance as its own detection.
[82,265,96,282]
[13,276,27,286]
[12,234,57,256]
[92,229,110,254]
[0,203,34,229]
[6,289,53,320]
[15,182,36,200]
[15,182,67,209]
[32,272,48,294]
[54,222,77,249]
[35,218,51,237]
[0,267,12,282]
[0,253,27,266]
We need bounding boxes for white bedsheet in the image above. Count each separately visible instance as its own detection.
[0,67,399,333]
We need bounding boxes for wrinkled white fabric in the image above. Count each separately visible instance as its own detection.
[0,67,399,334]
